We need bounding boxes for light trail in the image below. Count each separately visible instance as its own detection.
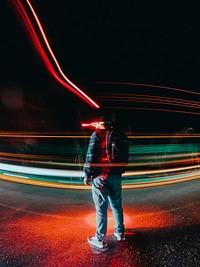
[0,151,199,169]
[11,0,99,108]
[7,0,199,114]
[96,82,200,115]
[0,131,200,138]
[0,162,84,178]
[105,106,200,116]
[0,132,199,189]
[0,162,196,176]
[100,94,200,109]
[96,82,200,96]
[0,168,200,190]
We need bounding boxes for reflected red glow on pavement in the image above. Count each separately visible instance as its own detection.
[1,177,200,266]
[84,211,132,231]
[1,204,173,266]
[11,0,99,108]
[1,211,92,266]
[124,207,173,229]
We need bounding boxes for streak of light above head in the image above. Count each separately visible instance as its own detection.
[81,121,106,129]
[12,0,99,109]
[95,82,200,115]
[100,94,200,109]
[104,106,200,116]
[96,82,200,96]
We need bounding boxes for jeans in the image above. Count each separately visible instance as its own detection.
[92,173,124,241]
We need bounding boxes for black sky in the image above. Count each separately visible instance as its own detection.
[1,0,200,132]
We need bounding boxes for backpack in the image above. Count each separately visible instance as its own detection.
[106,130,129,173]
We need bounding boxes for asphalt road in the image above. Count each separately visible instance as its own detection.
[0,178,200,267]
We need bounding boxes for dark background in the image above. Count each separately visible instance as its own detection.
[1,0,200,133]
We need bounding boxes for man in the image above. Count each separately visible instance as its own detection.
[83,115,129,249]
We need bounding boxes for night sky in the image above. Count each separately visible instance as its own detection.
[1,0,200,132]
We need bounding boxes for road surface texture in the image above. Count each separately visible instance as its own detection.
[0,178,200,267]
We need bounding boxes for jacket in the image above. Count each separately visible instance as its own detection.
[83,129,129,178]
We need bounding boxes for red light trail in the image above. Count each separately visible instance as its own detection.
[81,121,106,129]
[10,1,200,114]
[11,0,99,109]
[97,82,200,96]
[101,94,200,109]
[96,82,200,115]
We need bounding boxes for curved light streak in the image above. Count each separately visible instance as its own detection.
[105,106,200,116]
[1,132,200,138]
[0,132,199,189]
[100,94,200,109]
[96,82,200,115]
[0,162,84,178]
[0,161,199,186]
[0,168,200,190]
[12,0,99,108]
[96,81,200,96]
[0,151,199,169]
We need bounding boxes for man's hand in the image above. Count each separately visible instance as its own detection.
[83,177,91,185]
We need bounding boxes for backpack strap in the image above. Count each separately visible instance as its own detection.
[106,130,113,163]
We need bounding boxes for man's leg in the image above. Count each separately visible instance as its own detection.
[92,176,109,241]
[108,174,125,236]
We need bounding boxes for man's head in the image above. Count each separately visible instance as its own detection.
[98,115,113,129]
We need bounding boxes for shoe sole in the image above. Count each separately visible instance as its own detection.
[87,237,108,249]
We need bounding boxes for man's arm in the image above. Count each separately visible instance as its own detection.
[83,132,96,182]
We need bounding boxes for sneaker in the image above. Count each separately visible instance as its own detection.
[114,233,126,241]
[87,236,107,249]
